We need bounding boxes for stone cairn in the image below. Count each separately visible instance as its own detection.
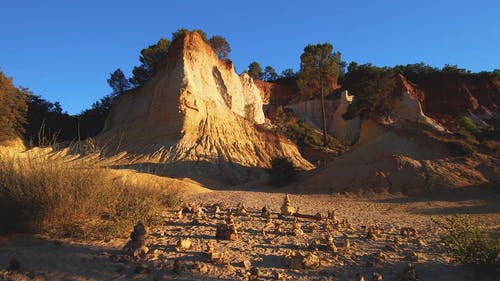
[215,212,238,240]
[261,204,271,219]
[237,202,248,216]
[122,222,148,260]
[280,194,295,216]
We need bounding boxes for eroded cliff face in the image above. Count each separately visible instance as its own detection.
[417,73,500,127]
[390,74,445,131]
[331,91,360,145]
[99,32,313,183]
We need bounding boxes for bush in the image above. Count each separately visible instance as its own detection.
[461,116,481,135]
[0,149,181,238]
[435,215,500,267]
[268,157,297,187]
[285,121,322,147]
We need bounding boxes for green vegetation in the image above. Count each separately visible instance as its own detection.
[208,35,231,60]
[285,121,321,147]
[297,43,343,147]
[435,215,500,267]
[248,61,264,80]
[107,68,132,96]
[0,150,181,238]
[342,63,397,120]
[130,38,171,87]
[274,106,323,147]
[0,72,27,143]
[268,157,297,187]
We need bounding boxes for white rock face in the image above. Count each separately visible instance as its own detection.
[286,99,337,133]
[99,32,313,182]
[390,75,446,132]
[331,91,361,145]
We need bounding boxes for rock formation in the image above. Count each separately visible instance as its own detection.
[98,31,312,183]
[390,74,445,131]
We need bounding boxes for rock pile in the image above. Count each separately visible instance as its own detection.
[280,194,295,216]
[122,222,148,260]
[215,212,238,240]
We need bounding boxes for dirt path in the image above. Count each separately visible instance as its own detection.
[1,189,499,281]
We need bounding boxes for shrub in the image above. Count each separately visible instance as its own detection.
[461,116,481,135]
[285,120,322,147]
[0,149,181,238]
[435,215,500,267]
[268,157,297,187]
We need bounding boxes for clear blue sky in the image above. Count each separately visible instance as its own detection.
[1,0,499,114]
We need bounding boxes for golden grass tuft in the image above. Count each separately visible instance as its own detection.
[0,148,181,238]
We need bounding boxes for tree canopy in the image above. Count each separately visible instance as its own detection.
[297,43,342,98]
[0,72,27,142]
[248,61,264,80]
[263,66,279,82]
[107,69,132,96]
[297,43,343,146]
[130,38,170,87]
[342,63,397,120]
[208,35,231,60]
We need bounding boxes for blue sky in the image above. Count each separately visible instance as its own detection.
[1,0,499,114]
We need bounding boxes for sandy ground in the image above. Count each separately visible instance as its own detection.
[1,188,499,281]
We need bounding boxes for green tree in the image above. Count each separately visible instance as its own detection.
[280,68,296,79]
[297,43,342,146]
[248,61,264,80]
[208,35,231,60]
[130,38,170,87]
[172,28,208,42]
[0,72,28,142]
[107,69,131,96]
[263,66,278,81]
[342,63,397,119]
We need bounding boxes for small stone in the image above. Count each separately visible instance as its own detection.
[303,253,320,269]
[209,252,225,264]
[327,236,337,252]
[356,273,365,281]
[237,202,248,216]
[400,227,417,238]
[225,263,236,272]
[261,205,271,218]
[293,221,304,236]
[274,271,286,280]
[176,238,192,252]
[345,238,351,249]
[242,260,252,270]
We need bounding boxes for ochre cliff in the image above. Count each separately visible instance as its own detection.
[98,32,313,183]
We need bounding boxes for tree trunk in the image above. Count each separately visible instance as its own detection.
[319,67,328,147]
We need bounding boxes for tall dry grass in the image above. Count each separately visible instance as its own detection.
[0,148,181,238]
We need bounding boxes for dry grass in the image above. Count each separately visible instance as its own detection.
[0,148,181,239]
